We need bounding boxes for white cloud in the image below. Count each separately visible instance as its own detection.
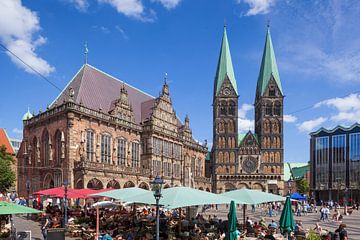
[12,128,22,135]
[115,25,129,39]
[151,0,181,9]
[297,117,327,133]
[92,25,111,34]
[67,0,89,11]
[315,93,360,122]
[238,103,254,132]
[0,0,54,76]
[238,118,254,132]
[237,0,275,16]
[277,1,360,83]
[238,103,253,118]
[98,0,156,21]
[284,114,297,123]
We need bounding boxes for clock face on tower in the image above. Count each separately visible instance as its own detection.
[242,156,258,173]
[223,87,231,96]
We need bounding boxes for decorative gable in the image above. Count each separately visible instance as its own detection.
[108,85,136,123]
[150,82,179,133]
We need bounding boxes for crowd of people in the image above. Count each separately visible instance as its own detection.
[0,191,357,240]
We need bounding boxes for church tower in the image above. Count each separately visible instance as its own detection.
[254,27,284,194]
[212,26,238,192]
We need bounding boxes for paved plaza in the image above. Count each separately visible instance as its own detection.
[12,207,360,240]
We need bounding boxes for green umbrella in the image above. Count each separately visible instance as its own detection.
[119,187,232,209]
[227,200,238,240]
[0,201,42,215]
[220,188,285,205]
[221,188,285,228]
[279,196,294,235]
[89,187,150,201]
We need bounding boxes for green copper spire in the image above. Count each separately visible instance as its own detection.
[256,27,283,96]
[214,26,238,97]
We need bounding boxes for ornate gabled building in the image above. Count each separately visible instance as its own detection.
[211,26,284,194]
[17,64,210,196]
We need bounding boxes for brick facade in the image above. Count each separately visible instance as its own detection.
[17,65,210,197]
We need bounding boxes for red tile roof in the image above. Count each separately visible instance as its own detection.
[0,128,14,155]
[51,64,154,124]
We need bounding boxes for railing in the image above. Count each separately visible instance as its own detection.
[74,160,151,176]
[24,102,142,131]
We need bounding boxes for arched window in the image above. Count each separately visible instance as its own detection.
[42,130,50,166]
[224,152,229,163]
[86,130,95,161]
[101,133,112,164]
[218,121,224,133]
[263,152,269,162]
[32,137,37,165]
[55,130,62,164]
[117,138,126,165]
[191,156,196,176]
[197,158,202,176]
[265,102,272,116]
[220,101,227,115]
[218,152,223,163]
[230,152,235,163]
[269,85,276,96]
[228,101,235,116]
[274,101,281,116]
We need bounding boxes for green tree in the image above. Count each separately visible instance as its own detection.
[0,145,16,194]
[297,178,310,195]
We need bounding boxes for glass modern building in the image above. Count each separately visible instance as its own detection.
[310,123,360,203]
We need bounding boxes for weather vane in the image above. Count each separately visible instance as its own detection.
[84,42,89,64]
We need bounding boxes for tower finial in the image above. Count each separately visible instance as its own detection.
[267,19,270,29]
[224,18,227,28]
[84,42,89,64]
[164,72,168,84]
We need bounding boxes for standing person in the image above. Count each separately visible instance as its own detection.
[324,206,330,221]
[268,204,273,217]
[320,206,325,221]
[41,212,52,240]
[251,204,255,213]
[334,223,348,240]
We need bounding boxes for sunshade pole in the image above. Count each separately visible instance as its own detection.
[96,205,99,240]
[243,204,246,230]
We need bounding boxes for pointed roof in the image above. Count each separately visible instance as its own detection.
[22,107,33,121]
[214,27,238,97]
[238,131,259,146]
[0,128,15,155]
[256,27,283,96]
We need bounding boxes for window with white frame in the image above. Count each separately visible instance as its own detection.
[101,134,111,164]
[86,130,95,161]
[131,142,140,167]
[117,138,126,165]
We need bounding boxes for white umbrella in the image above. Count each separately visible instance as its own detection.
[92,201,118,239]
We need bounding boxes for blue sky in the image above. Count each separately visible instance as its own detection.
[1,0,360,163]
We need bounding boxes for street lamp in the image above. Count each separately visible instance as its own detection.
[150,175,164,240]
[63,180,69,228]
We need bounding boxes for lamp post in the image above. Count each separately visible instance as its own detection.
[63,180,68,228]
[150,175,164,240]
[287,180,292,195]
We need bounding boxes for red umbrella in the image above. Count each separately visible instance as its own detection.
[33,187,65,196]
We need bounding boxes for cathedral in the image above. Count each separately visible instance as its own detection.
[211,26,284,194]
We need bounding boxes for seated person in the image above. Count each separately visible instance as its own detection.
[313,223,322,234]
[294,221,306,236]
[264,229,276,240]
[259,218,267,229]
